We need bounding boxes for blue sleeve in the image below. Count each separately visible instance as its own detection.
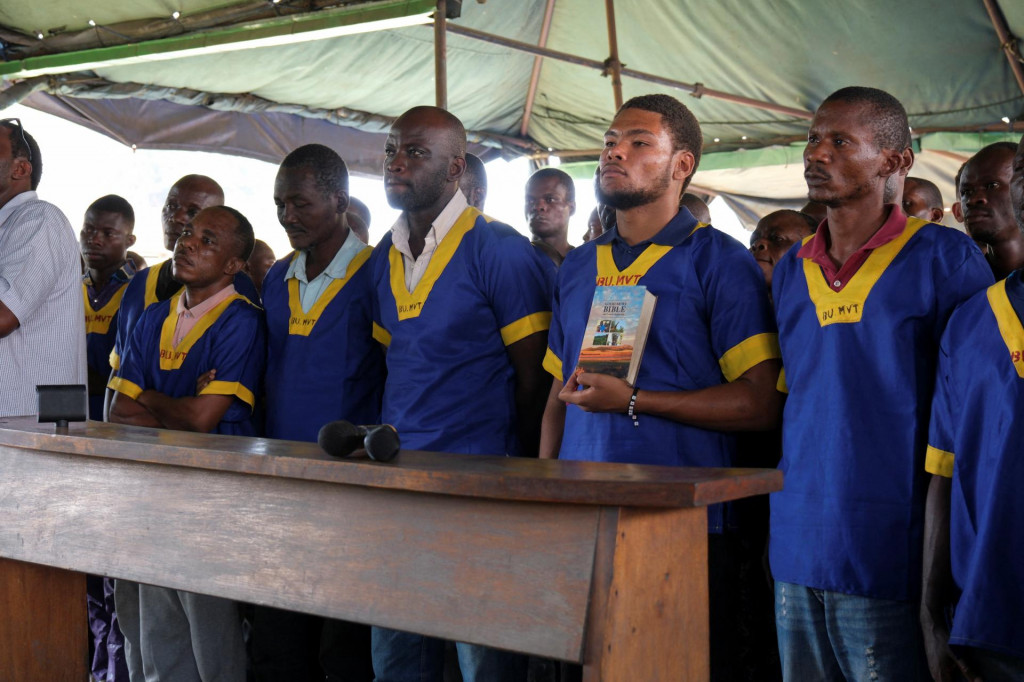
[935,242,994,333]
[111,274,145,372]
[198,303,266,416]
[368,241,391,348]
[233,270,261,306]
[925,320,959,478]
[702,232,781,381]
[543,263,567,381]
[108,304,156,399]
[477,225,554,346]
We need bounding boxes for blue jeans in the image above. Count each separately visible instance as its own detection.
[371,627,526,682]
[774,581,928,681]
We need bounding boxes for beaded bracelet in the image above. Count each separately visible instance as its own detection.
[627,387,639,427]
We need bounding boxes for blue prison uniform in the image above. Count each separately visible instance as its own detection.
[262,247,385,441]
[370,207,554,456]
[770,215,992,601]
[545,210,779,532]
[84,278,131,420]
[925,272,1024,659]
[108,291,265,436]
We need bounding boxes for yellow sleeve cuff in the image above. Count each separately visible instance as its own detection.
[543,347,563,380]
[200,380,256,409]
[500,311,552,346]
[107,376,142,400]
[925,445,955,478]
[777,367,788,394]
[109,349,120,371]
[372,322,392,347]
[719,333,781,382]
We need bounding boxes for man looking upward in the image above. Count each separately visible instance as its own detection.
[369,105,553,682]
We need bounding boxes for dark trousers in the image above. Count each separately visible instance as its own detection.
[250,605,373,682]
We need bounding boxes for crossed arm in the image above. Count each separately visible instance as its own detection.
[108,371,232,434]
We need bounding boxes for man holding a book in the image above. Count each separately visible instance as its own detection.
[539,93,782,681]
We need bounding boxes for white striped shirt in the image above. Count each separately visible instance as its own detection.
[0,191,87,417]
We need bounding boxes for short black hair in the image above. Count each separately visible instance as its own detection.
[464,152,487,192]
[216,205,255,261]
[527,167,575,202]
[87,194,135,231]
[904,176,943,211]
[618,94,703,190]
[280,144,349,201]
[1,121,42,190]
[820,86,911,151]
[953,161,967,195]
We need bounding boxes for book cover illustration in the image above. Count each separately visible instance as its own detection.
[577,285,656,385]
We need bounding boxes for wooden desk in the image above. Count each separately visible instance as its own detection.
[0,416,781,681]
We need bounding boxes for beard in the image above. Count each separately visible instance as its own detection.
[596,163,674,210]
[385,171,450,212]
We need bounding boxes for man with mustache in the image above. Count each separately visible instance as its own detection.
[539,94,782,680]
[254,143,381,682]
[525,167,575,266]
[959,141,1024,279]
[919,134,1024,682]
[769,87,992,681]
[108,205,264,682]
[369,105,553,682]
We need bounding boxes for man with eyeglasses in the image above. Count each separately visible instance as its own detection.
[0,118,86,417]
[525,167,576,266]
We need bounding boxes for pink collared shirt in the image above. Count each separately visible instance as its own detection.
[797,205,908,292]
[173,284,237,346]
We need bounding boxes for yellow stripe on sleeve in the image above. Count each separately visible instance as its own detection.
[776,367,788,394]
[200,380,256,409]
[718,333,781,382]
[500,311,552,346]
[109,349,120,371]
[372,322,392,347]
[925,445,955,478]
[107,377,143,400]
[543,347,563,381]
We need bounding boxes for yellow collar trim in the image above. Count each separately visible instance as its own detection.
[287,247,372,336]
[986,279,1024,379]
[389,207,482,320]
[802,216,927,327]
[595,243,674,285]
[158,291,247,370]
[144,260,177,307]
[83,281,129,334]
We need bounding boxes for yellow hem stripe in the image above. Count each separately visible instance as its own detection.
[200,380,256,409]
[776,367,788,394]
[372,322,392,347]
[925,445,955,478]
[543,347,563,380]
[718,333,781,382]
[107,377,143,400]
[500,311,551,347]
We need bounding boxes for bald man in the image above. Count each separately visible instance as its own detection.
[680,192,711,223]
[901,176,945,223]
[749,209,817,291]
[370,106,553,682]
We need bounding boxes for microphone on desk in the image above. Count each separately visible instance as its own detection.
[317,420,401,463]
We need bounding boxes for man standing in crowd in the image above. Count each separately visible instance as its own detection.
[82,195,137,420]
[461,151,487,211]
[959,141,1024,279]
[526,167,576,266]
[369,105,553,682]
[770,87,992,681]
[108,205,263,682]
[539,94,782,681]
[244,238,276,293]
[749,209,818,291]
[254,143,382,682]
[919,134,1024,682]
[80,193,136,682]
[0,118,85,417]
[901,176,945,223]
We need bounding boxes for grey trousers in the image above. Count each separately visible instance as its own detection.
[115,580,245,682]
